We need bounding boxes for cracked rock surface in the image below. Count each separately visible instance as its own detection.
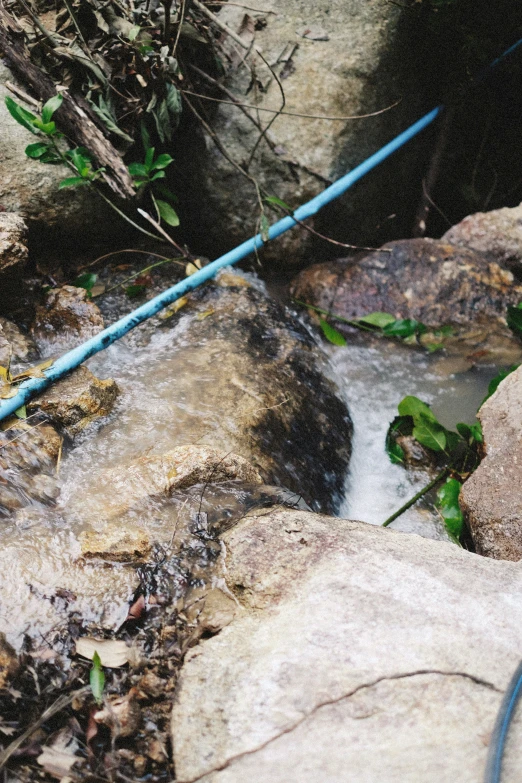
[460,364,522,560]
[171,508,522,782]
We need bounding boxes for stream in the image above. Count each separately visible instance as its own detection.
[0,271,505,648]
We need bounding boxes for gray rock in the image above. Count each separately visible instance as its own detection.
[177,0,430,268]
[0,633,19,688]
[171,508,522,783]
[460,365,522,560]
[442,203,522,274]
[28,365,119,436]
[31,285,104,353]
[0,63,108,239]
[0,316,36,366]
[0,212,28,275]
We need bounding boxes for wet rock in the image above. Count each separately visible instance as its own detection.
[177,1,432,268]
[80,524,151,563]
[70,445,262,523]
[0,632,19,687]
[171,508,522,783]
[31,286,104,352]
[0,213,28,276]
[291,238,522,330]
[28,365,119,436]
[460,365,522,560]
[0,421,61,514]
[0,316,37,366]
[442,203,522,275]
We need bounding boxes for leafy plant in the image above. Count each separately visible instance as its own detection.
[295,301,453,351]
[383,364,516,541]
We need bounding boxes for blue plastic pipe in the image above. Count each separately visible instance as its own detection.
[0,106,441,421]
[2,33,522,421]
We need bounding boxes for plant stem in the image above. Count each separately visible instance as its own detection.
[292,300,375,332]
[95,189,168,243]
[103,257,183,293]
[382,467,449,528]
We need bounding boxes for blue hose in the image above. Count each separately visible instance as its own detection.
[484,661,522,783]
[0,106,441,421]
[1,35,521,421]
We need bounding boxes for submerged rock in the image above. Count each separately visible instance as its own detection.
[28,365,119,436]
[0,212,28,276]
[442,203,522,275]
[0,421,61,514]
[31,285,104,352]
[171,507,522,783]
[460,365,522,560]
[69,445,263,523]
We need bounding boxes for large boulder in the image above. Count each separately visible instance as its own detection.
[31,285,104,353]
[64,276,353,514]
[460,365,522,561]
[442,203,522,275]
[175,1,431,269]
[171,507,522,783]
[291,238,522,363]
[0,63,109,242]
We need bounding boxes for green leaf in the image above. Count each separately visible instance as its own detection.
[59,176,90,189]
[425,342,444,353]
[383,319,426,338]
[260,213,270,242]
[436,478,464,540]
[41,93,63,124]
[507,305,522,337]
[397,396,447,452]
[145,146,155,171]
[155,199,179,227]
[39,149,63,164]
[128,162,148,178]
[73,273,97,294]
[126,284,146,298]
[25,141,50,159]
[151,99,172,143]
[385,415,413,465]
[319,319,347,346]
[90,651,105,706]
[482,365,520,405]
[264,195,292,211]
[357,312,396,329]
[32,119,56,135]
[14,404,27,419]
[153,183,178,203]
[149,170,166,181]
[87,95,134,142]
[165,83,182,129]
[141,122,151,151]
[5,96,39,134]
[151,153,174,171]
[456,421,483,444]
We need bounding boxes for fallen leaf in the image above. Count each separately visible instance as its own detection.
[76,637,129,668]
[37,747,81,779]
[196,308,214,320]
[159,296,188,319]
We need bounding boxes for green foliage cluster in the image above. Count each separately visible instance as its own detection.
[385,364,519,543]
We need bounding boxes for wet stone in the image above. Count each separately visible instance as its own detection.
[0,213,28,275]
[31,285,104,352]
[80,524,152,563]
[28,365,119,436]
[0,317,37,367]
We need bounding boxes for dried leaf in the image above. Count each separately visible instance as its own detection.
[159,296,188,319]
[76,637,129,668]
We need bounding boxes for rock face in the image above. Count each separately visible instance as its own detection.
[0,316,36,366]
[28,365,119,436]
[0,212,28,276]
[291,238,522,330]
[171,508,522,783]
[460,365,522,560]
[442,203,522,275]
[0,63,109,241]
[31,285,104,352]
[176,1,430,268]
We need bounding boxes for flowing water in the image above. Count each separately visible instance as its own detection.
[0,270,507,646]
